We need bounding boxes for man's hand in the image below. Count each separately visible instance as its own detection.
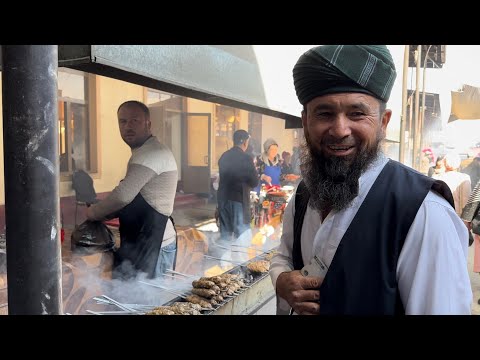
[276,270,323,315]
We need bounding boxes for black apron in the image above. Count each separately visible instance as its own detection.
[113,193,171,279]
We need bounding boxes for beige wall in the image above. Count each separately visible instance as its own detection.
[169,112,182,180]
[0,76,221,204]
[0,72,298,205]
[94,76,144,193]
[60,75,144,196]
[238,109,249,130]
[261,115,296,156]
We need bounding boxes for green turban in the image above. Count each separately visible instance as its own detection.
[293,45,397,105]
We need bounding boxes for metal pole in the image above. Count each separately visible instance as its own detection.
[408,94,414,166]
[2,45,62,314]
[399,45,410,164]
[419,45,432,158]
[413,45,422,170]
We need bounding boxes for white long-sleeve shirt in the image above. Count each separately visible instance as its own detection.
[270,154,473,315]
[89,136,178,246]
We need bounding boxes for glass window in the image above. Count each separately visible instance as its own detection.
[58,68,93,174]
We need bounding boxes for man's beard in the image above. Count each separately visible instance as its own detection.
[300,132,383,214]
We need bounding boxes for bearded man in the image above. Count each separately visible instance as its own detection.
[269,45,472,315]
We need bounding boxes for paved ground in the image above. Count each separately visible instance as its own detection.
[172,203,217,228]
[252,295,276,315]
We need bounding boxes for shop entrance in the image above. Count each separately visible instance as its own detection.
[182,113,212,195]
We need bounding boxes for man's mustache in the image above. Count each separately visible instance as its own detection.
[322,138,356,147]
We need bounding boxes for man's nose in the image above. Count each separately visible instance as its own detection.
[328,115,351,139]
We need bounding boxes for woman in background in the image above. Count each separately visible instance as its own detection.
[428,155,445,177]
[256,139,300,190]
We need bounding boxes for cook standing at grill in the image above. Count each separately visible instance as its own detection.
[87,100,178,279]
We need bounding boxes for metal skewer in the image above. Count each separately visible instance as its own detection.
[98,295,137,313]
[230,244,267,253]
[137,280,188,300]
[203,254,243,265]
[165,269,198,279]
[87,310,139,315]
[159,273,192,283]
[213,243,251,254]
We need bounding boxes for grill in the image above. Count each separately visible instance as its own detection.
[84,251,274,315]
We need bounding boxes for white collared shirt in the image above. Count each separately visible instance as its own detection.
[270,154,473,315]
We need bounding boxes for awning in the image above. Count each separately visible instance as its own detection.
[58,45,303,128]
[448,84,480,122]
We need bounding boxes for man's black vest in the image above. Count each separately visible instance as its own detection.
[293,160,454,315]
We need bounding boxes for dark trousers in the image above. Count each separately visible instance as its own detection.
[218,200,250,241]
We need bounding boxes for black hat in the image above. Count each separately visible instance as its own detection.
[293,45,397,105]
[233,129,250,145]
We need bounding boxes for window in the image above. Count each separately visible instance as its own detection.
[58,68,95,175]
[146,89,183,177]
[146,89,183,149]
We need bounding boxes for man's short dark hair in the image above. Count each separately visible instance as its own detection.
[117,100,150,119]
[233,129,250,146]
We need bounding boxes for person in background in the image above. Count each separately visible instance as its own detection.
[461,178,480,305]
[256,138,282,188]
[256,139,299,189]
[290,146,302,176]
[419,148,434,176]
[281,151,293,174]
[461,154,480,191]
[428,155,445,177]
[270,45,472,315]
[281,151,301,186]
[217,130,258,242]
[87,100,178,279]
[432,153,471,217]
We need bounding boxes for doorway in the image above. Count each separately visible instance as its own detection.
[181,113,212,195]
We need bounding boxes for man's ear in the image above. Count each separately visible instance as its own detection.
[381,109,392,135]
[301,110,307,128]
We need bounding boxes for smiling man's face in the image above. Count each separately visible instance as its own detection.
[299,92,392,213]
[302,92,390,165]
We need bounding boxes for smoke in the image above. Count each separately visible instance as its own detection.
[68,251,191,313]
[67,214,282,314]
